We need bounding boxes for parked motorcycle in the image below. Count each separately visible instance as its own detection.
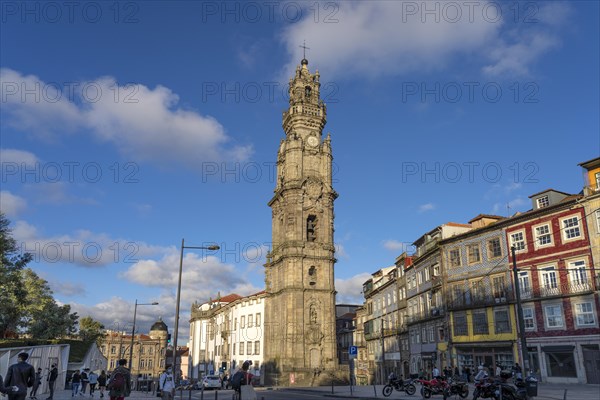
[473,373,501,400]
[417,377,450,399]
[446,377,469,398]
[383,373,417,397]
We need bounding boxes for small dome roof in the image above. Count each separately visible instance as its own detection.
[150,318,168,332]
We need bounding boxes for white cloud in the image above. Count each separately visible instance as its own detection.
[122,251,244,291]
[491,196,529,215]
[334,243,349,259]
[12,220,168,268]
[335,273,371,304]
[0,191,27,217]
[279,1,569,80]
[1,69,252,168]
[47,279,86,297]
[382,239,414,252]
[418,203,436,213]
[0,148,39,165]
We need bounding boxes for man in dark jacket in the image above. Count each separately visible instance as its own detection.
[45,365,58,400]
[4,352,35,400]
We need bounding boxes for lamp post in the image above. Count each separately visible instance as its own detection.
[129,300,159,379]
[173,239,219,384]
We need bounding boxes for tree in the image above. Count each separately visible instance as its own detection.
[0,213,78,339]
[0,212,31,337]
[22,268,79,339]
[79,316,105,343]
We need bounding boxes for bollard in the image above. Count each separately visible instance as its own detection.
[563,389,567,400]
[215,389,218,400]
[373,383,377,397]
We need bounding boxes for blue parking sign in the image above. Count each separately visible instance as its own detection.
[349,346,358,358]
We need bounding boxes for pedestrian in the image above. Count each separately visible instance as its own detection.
[107,359,131,400]
[465,367,471,383]
[159,367,174,400]
[46,364,58,400]
[30,368,42,399]
[432,366,440,379]
[71,371,82,397]
[4,352,36,400]
[80,369,89,397]
[474,365,486,382]
[496,364,502,377]
[88,370,98,397]
[454,366,460,379]
[512,363,523,379]
[97,371,107,399]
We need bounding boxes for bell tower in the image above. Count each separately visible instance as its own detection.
[264,57,338,385]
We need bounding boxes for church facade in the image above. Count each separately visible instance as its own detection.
[263,57,339,385]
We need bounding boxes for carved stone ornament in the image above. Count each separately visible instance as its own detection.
[305,179,322,200]
[307,324,324,345]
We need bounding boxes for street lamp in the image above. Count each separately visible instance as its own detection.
[129,300,159,377]
[173,239,219,383]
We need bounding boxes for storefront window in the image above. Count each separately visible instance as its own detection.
[545,351,577,377]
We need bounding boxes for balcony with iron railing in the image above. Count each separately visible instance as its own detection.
[445,291,515,311]
[406,307,445,324]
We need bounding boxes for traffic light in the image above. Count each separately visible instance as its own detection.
[167,333,171,343]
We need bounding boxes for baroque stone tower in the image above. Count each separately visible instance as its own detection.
[264,57,338,385]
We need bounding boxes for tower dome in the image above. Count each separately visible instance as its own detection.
[150,317,168,332]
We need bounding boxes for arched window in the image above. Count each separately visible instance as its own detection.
[305,86,312,98]
[307,215,317,242]
[309,266,317,286]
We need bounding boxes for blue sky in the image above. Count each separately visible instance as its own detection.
[1,1,598,342]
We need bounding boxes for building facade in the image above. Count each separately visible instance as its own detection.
[101,318,168,381]
[440,215,519,376]
[188,292,265,381]
[263,57,338,386]
[505,189,599,384]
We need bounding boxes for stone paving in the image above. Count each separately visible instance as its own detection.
[33,383,600,400]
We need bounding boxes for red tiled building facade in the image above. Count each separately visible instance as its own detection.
[505,189,599,383]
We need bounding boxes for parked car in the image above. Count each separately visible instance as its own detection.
[202,375,221,390]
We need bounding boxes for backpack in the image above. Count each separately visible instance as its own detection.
[230,371,245,390]
[108,372,125,391]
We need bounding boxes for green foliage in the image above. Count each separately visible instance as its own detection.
[79,316,105,343]
[0,212,32,337]
[0,213,79,339]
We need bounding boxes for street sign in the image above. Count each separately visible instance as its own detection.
[349,346,358,359]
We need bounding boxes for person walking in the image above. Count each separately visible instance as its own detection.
[88,371,98,397]
[107,359,131,400]
[4,352,36,400]
[80,369,89,397]
[97,371,107,399]
[71,371,82,397]
[159,367,174,400]
[46,365,58,400]
[30,368,42,399]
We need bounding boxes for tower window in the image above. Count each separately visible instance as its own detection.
[309,266,317,286]
[305,86,311,98]
[307,215,317,242]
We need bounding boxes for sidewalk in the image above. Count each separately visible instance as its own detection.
[278,383,600,400]
[37,383,600,400]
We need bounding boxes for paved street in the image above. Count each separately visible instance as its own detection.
[39,383,599,400]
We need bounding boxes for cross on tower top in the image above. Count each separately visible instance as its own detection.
[299,40,310,61]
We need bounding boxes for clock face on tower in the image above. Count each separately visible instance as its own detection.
[307,136,318,147]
